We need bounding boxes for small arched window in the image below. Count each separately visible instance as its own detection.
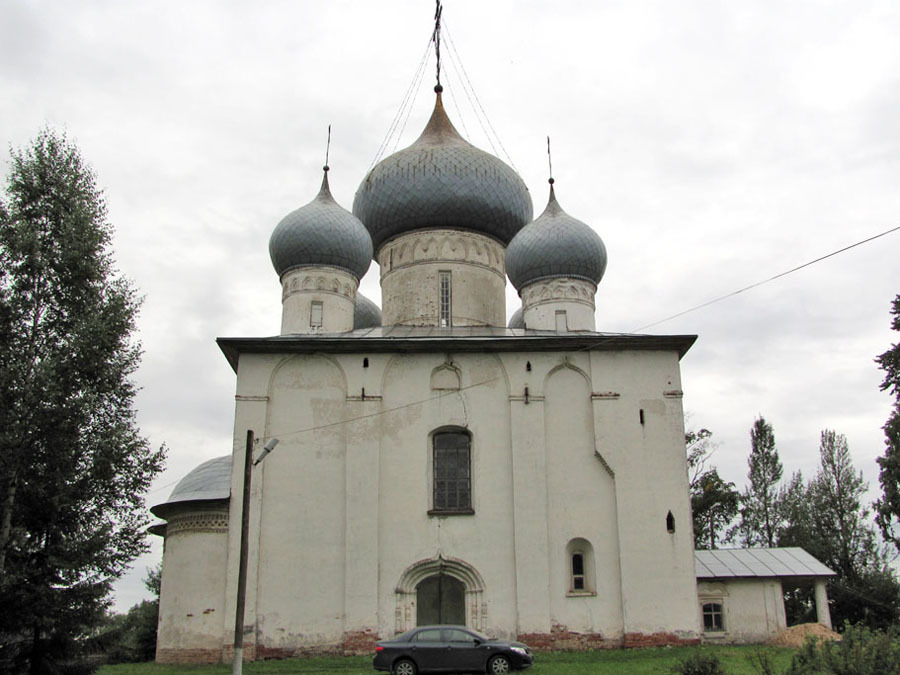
[566,538,596,595]
[666,511,676,533]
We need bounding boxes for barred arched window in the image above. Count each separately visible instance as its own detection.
[431,430,472,513]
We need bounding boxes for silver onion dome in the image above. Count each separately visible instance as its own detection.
[354,292,382,329]
[269,170,373,280]
[506,183,607,292]
[508,306,525,329]
[353,91,533,251]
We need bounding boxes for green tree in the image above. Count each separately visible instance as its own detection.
[692,469,740,549]
[776,470,810,547]
[90,565,161,664]
[0,129,165,671]
[875,294,900,553]
[781,430,900,629]
[686,426,739,549]
[735,416,784,547]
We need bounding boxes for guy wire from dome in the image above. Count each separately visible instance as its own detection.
[352,89,533,252]
[366,5,522,179]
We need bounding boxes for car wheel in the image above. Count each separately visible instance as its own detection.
[392,658,417,675]
[488,655,511,673]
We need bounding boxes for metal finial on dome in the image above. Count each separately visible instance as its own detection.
[324,124,331,173]
[547,136,554,185]
[432,0,443,90]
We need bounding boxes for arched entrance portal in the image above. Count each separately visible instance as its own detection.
[395,555,486,633]
[416,574,466,625]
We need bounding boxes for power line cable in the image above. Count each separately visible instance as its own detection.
[632,225,900,333]
[368,37,432,172]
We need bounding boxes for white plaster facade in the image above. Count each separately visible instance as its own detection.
[152,333,702,662]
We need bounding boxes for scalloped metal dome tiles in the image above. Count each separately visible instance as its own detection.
[505,184,608,291]
[354,292,382,329]
[269,170,373,280]
[352,92,533,251]
[150,455,232,518]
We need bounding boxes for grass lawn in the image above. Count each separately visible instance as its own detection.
[98,645,795,674]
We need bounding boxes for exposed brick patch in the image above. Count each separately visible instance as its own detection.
[341,629,380,655]
[156,647,222,664]
[623,632,701,648]
[257,646,299,660]
[518,624,618,651]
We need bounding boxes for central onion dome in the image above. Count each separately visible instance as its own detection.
[506,182,608,291]
[353,90,533,251]
[269,169,373,280]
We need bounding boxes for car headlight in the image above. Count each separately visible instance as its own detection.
[511,647,528,656]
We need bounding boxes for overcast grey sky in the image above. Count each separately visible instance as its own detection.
[2,0,899,612]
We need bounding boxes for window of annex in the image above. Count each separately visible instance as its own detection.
[428,429,473,516]
[566,538,596,596]
[702,601,725,632]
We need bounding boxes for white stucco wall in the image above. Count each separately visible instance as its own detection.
[698,579,787,644]
[158,339,701,661]
[156,506,229,662]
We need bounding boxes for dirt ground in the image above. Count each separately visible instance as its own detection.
[768,622,841,647]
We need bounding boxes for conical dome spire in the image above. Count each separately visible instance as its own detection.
[506,181,607,291]
[269,167,373,280]
[352,90,533,251]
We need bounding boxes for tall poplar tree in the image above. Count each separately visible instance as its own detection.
[736,416,783,547]
[0,129,165,671]
[875,295,900,552]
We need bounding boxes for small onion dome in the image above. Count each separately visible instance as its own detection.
[508,306,524,329]
[269,170,373,280]
[353,91,533,251]
[354,292,382,329]
[506,183,607,291]
[150,455,232,519]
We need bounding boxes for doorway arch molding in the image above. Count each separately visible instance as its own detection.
[394,555,487,633]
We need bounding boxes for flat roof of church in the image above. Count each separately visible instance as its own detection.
[217,327,697,372]
[695,548,835,580]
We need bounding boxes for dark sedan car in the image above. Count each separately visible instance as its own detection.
[373,625,533,674]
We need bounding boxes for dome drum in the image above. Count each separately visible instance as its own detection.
[378,229,507,327]
[519,277,598,332]
[280,266,358,334]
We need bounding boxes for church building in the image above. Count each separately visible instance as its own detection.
[150,35,706,663]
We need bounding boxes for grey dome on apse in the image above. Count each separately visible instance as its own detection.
[354,292,382,329]
[506,183,607,292]
[508,306,524,329]
[269,169,373,280]
[353,91,533,251]
[150,455,231,518]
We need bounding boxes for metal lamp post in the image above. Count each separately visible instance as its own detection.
[233,431,279,675]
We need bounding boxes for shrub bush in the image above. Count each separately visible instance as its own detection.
[671,650,727,675]
[786,622,900,675]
